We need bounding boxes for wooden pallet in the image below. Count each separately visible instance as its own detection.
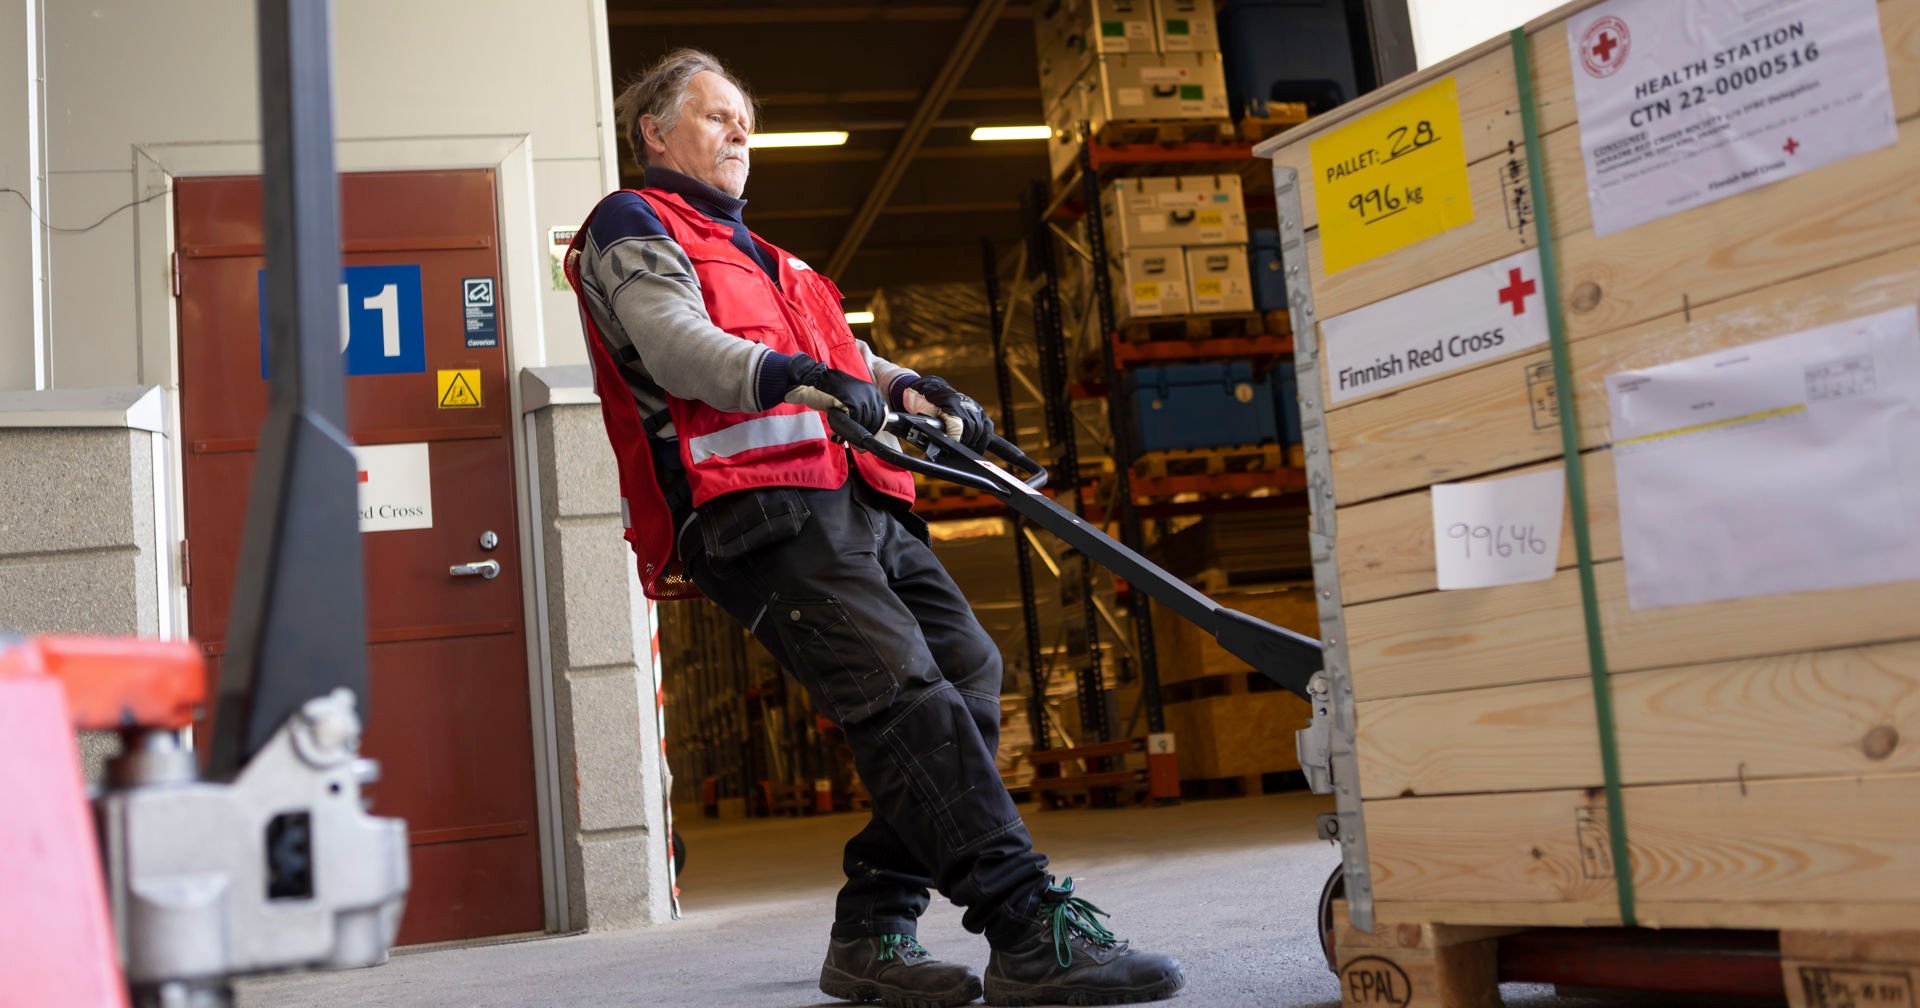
[1093,117,1236,148]
[1132,444,1284,480]
[1237,106,1313,143]
[1328,905,1920,1008]
[1783,929,1920,1008]
[1117,311,1265,344]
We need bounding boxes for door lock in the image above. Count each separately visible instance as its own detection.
[449,559,501,580]
[478,530,499,551]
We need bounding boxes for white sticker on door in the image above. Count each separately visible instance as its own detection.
[354,442,433,532]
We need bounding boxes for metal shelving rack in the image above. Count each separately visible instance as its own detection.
[988,119,1313,780]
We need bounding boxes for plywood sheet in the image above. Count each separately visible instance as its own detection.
[1364,772,1920,922]
[1347,561,1920,701]
[1355,640,1920,798]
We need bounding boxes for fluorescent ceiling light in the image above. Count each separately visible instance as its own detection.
[844,311,875,325]
[751,131,849,149]
[970,124,1051,142]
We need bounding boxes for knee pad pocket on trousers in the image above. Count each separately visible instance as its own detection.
[880,686,1019,852]
[767,593,899,725]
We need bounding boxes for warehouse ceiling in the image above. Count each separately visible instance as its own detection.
[604,1,1046,311]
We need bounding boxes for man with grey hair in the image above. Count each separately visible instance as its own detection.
[564,48,1184,1008]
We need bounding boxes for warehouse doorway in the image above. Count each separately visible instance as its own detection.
[173,170,544,945]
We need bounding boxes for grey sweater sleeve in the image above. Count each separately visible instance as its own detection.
[579,202,784,414]
[861,340,920,409]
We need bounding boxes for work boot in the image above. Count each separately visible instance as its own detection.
[819,933,984,1008]
[983,877,1184,1006]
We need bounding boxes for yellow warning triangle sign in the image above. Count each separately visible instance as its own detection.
[437,369,482,409]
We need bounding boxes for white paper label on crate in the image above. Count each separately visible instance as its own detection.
[353,442,434,532]
[1118,86,1145,107]
[1431,469,1565,590]
[1138,213,1167,233]
[1320,248,1548,404]
[1607,305,1920,609]
[1567,0,1896,237]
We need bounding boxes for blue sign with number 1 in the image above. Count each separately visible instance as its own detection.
[258,264,426,378]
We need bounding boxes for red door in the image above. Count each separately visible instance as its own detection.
[175,170,544,944]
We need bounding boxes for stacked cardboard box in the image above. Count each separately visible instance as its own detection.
[1259,0,1920,939]
[1101,173,1252,321]
[1037,0,1232,179]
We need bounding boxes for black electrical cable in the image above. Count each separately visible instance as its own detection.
[0,186,171,234]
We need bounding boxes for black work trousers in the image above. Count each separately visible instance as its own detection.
[682,477,1050,946]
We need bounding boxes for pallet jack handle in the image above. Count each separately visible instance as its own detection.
[827,411,1325,701]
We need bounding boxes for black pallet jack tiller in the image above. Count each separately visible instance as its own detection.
[826,409,1332,764]
[824,408,1326,706]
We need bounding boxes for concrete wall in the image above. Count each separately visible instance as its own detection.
[0,389,170,637]
[525,366,673,930]
[4,0,617,394]
[0,426,163,635]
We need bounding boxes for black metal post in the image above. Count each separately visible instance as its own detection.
[983,237,1051,753]
[1076,139,1166,736]
[1023,180,1110,746]
[211,0,366,778]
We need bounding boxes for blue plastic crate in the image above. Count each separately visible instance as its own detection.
[1249,228,1286,313]
[1218,0,1360,120]
[1129,361,1278,452]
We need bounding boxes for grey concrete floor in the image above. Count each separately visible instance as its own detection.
[237,793,1717,1008]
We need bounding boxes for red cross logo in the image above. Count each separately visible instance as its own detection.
[357,470,369,483]
[1498,268,1537,316]
[1782,137,1800,155]
[1579,16,1630,77]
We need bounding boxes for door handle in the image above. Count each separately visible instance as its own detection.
[450,559,501,580]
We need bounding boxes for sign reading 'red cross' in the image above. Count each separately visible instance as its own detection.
[1319,248,1548,405]
[352,442,434,532]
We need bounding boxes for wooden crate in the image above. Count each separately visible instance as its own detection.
[1256,0,1920,939]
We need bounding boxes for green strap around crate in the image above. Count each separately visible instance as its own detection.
[1510,26,1637,927]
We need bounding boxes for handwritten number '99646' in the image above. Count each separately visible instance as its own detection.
[1448,523,1550,559]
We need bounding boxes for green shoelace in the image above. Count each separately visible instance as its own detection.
[877,933,928,963]
[1043,877,1119,969]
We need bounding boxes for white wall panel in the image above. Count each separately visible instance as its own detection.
[532,157,606,369]
[40,0,615,389]
[46,170,140,388]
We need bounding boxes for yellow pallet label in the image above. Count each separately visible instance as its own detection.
[1310,76,1474,274]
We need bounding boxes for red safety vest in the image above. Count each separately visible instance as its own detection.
[565,188,915,600]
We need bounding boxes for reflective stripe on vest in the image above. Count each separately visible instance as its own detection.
[685,411,825,464]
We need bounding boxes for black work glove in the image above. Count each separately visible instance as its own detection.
[784,352,887,434]
[903,375,994,452]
